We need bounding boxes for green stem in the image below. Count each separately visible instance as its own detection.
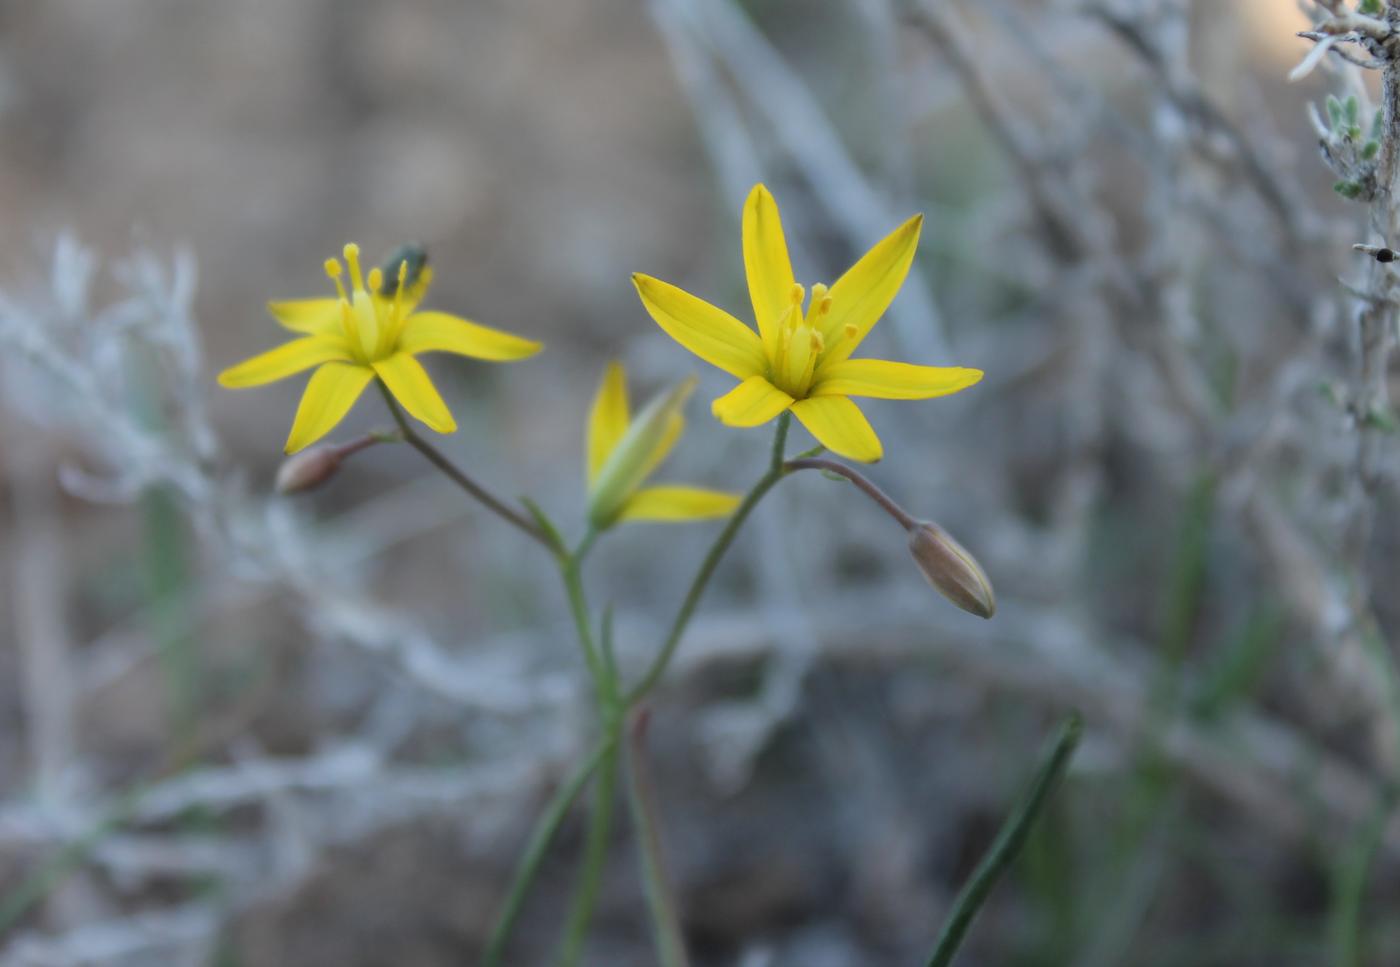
[626,413,791,704]
[925,713,1083,967]
[1330,788,1395,967]
[557,743,621,966]
[626,709,690,967]
[376,381,551,551]
[561,530,609,698]
[482,736,619,967]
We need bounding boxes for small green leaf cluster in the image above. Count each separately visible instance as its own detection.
[1323,95,1382,201]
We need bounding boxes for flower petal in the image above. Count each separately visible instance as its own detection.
[284,362,375,453]
[619,485,742,522]
[218,336,351,388]
[821,214,923,363]
[710,376,795,427]
[588,361,631,486]
[372,353,457,434]
[742,184,796,357]
[790,395,883,462]
[812,359,983,399]
[397,311,542,361]
[638,411,683,482]
[268,299,343,335]
[632,274,767,380]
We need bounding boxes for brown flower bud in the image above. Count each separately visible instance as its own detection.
[275,445,345,495]
[908,521,996,619]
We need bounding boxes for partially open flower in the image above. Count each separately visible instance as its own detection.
[908,521,996,619]
[585,362,741,529]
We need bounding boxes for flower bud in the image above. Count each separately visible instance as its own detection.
[275,445,345,495]
[587,377,695,528]
[908,521,996,619]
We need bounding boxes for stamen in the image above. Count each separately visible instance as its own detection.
[810,331,825,353]
[343,243,365,293]
[788,282,805,306]
[844,324,858,341]
[396,259,409,289]
[805,283,832,326]
[367,267,385,293]
[324,258,349,303]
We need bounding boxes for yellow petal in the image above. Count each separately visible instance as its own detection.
[710,376,794,427]
[268,299,343,335]
[284,362,375,453]
[218,337,351,388]
[372,353,457,434]
[790,395,883,462]
[742,184,796,357]
[638,411,683,481]
[632,274,767,380]
[619,485,742,522]
[588,361,631,486]
[821,214,923,363]
[397,311,542,361]
[812,359,983,399]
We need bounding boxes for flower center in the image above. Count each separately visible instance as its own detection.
[324,243,412,363]
[771,282,833,397]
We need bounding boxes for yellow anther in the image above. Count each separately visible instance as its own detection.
[844,324,858,341]
[810,283,829,302]
[367,267,384,293]
[789,282,805,305]
[817,295,833,315]
[396,259,409,287]
[324,258,348,302]
[343,243,364,292]
[810,331,825,353]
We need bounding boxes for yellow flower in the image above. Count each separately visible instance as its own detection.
[633,185,982,462]
[218,244,542,453]
[585,361,741,528]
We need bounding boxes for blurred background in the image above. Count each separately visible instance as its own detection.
[3,0,1398,964]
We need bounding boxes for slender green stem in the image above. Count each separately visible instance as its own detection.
[376,381,551,551]
[561,531,609,697]
[482,736,619,967]
[626,709,690,967]
[926,713,1083,967]
[1330,787,1395,967]
[557,743,620,966]
[626,413,791,704]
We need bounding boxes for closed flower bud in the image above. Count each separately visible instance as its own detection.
[275,445,345,494]
[908,521,996,619]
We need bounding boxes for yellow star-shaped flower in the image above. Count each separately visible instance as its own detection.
[632,185,982,462]
[218,244,541,453]
[585,362,741,529]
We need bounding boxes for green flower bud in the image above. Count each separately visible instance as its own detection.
[587,377,695,528]
[908,521,996,619]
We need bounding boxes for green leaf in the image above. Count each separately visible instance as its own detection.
[1363,140,1381,160]
[1360,0,1383,14]
[1345,95,1361,127]
[1328,95,1345,128]
[1373,108,1385,141]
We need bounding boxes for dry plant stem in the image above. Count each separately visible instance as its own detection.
[626,412,792,704]
[782,457,916,530]
[925,713,1083,967]
[376,382,552,551]
[626,709,690,967]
